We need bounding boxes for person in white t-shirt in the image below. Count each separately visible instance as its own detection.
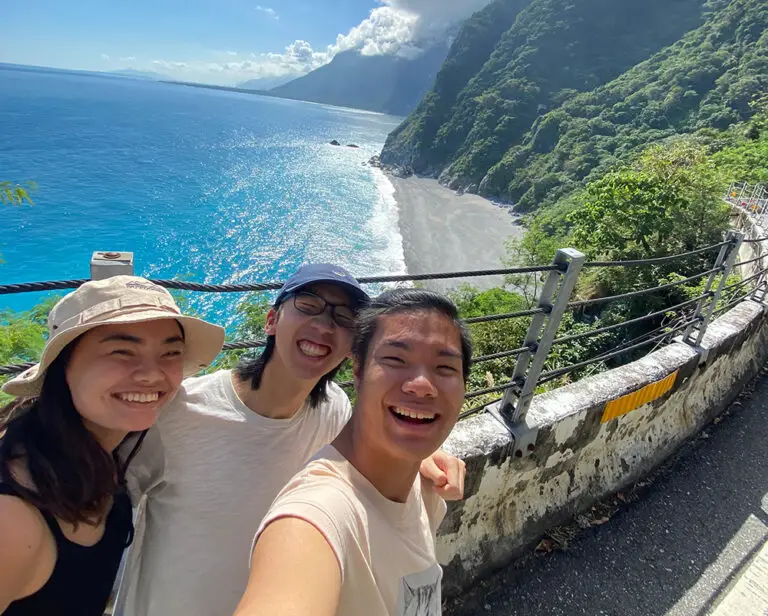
[115,265,467,616]
[235,288,472,616]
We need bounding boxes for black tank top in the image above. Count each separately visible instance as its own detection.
[0,483,134,616]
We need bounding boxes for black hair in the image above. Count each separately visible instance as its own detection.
[353,288,473,381]
[234,302,347,409]
[0,340,138,526]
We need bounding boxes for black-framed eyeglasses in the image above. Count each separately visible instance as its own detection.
[288,291,358,329]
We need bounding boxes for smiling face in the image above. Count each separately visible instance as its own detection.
[353,309,466,464]
[266,283,356,382]
[65,319,186,439]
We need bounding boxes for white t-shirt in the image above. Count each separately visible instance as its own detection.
[115,369,352,616]
[256,445,447,616]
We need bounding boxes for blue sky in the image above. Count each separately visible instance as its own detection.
[1,0,493,85]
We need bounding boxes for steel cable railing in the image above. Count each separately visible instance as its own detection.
[3,226,766,427]
[460,306,699,413]
[536,319,696,385]
[713,291,757,317]
[0,264,559,296]
[458,226,765,416]
[581,242,728,268]
[462,276,708,411]
[723,269,766,292]
[458,317,696,418]
[733,254,766,268]
[551,294,707,348]
[567,268,719,311]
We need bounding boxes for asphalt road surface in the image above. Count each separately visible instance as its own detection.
[447,367,768,616]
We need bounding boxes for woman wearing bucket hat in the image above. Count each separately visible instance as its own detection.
[0,276,224,615]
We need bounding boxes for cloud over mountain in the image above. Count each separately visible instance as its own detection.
[149,0,493,85]
[328,0,494,57]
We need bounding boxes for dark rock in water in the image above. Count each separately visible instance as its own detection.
[346,144,360,148]
[366,155,413,178]
[330,140,341,146]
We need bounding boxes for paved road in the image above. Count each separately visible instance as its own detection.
[447,368,768,616]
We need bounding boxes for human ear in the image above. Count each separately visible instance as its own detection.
[264,308,278,336]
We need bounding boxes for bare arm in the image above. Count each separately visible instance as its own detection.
[234,517,341,616]
[0,496,47,612]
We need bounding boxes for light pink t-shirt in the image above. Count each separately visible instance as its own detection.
[255,445,447,616]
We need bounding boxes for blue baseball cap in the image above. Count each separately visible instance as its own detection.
[274,263,369,307]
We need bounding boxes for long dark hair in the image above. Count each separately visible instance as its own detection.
[0,340,136,526]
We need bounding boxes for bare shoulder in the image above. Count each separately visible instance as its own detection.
[0,493,48,562]
[0,493,49,603]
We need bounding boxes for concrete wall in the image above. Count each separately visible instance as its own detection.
[438,212,768,595]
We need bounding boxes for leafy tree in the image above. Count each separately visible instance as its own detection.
[568,141,728,260]
[1,180,36,262]
[502,220,566,306]
[212,295,272,371]
[449,285,530,410]
[0,299,55,405]
[710,94,768,184]
[1,181,36,206]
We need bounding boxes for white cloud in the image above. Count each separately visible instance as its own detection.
[152,60,189,71]
[120,56,137,62]
[329,6,419,58]
[146,45,319,84]
[328,0,493,59]
[101,53,110,60]
[145,0,492,86]
[255,5,279,20]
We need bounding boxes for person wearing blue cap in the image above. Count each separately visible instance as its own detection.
[114,264,466,616]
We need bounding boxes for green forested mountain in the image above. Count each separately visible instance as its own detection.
[381,0,768,210]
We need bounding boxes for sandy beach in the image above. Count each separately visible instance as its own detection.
[390,176,524,292]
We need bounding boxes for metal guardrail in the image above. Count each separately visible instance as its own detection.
[727,182,768,221]
[3,187,768,459]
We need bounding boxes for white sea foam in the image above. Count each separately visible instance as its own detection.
[368,167,408,278]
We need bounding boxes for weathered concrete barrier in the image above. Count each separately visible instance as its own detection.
[438,212,768,595]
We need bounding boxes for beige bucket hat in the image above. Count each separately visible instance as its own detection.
[2,275,225,398]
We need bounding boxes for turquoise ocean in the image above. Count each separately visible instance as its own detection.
[0,66,404,327]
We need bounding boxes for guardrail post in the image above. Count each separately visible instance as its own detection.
[487,248,585,458]
[752,271,768,306]
[738,182,749,202]
[90,251,134,280]
[683,231,743,348]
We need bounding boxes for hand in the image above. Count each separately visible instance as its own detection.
[419,449,466,501]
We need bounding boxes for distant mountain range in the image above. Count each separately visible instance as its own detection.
[0,62,170,83]
[2,44,449,116]
[110,68,167,80]
[239,74,298,92]
[264,46,450,116]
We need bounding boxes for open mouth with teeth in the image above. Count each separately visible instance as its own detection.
[114,392,163,405]
[298,339,332,359]
[388,406,439,425]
